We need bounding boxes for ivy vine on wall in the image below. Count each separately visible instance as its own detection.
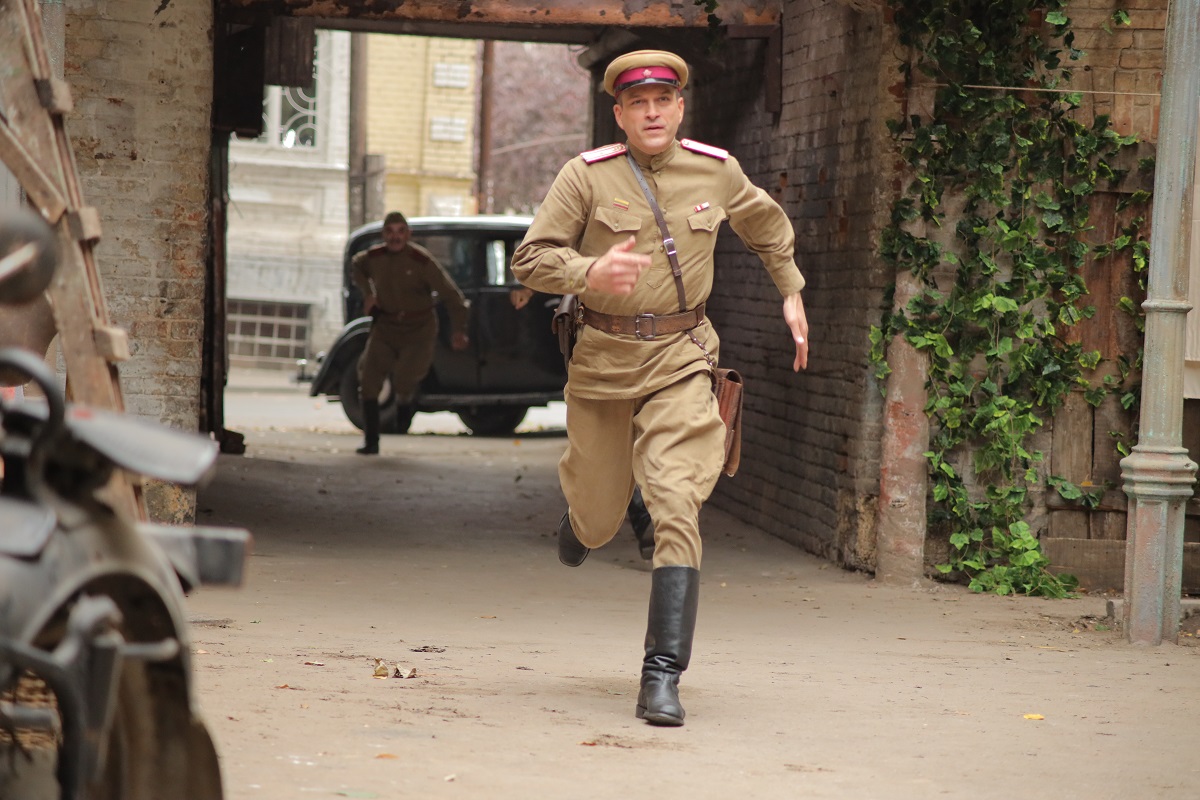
[872,1,1148,597]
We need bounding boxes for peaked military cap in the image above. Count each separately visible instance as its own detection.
[603,49,690,97]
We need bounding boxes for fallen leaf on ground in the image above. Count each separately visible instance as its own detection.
[194,649,209,655]
[275,684,299,690]
[393,666,417,679]
[444,774,457,782]
[479,615,497,619]
[375,753,398,760]
[411,645,446,653]
[372,658,389,678]
[303,661,325,667]
[579,741,598,747]
[1023,713,1045,720]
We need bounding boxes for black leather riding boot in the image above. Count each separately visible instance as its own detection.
[626,487,655,561]
[557,512,589,567]
[357,399,380,455]
[636,566,700,726]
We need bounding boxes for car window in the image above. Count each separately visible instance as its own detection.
[485,240,508,286]
[411,234,474,287]
[484,236,528,286]
[346,224,530,291]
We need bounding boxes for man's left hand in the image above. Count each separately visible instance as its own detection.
[783,292,809,372]
[451,331,470,351]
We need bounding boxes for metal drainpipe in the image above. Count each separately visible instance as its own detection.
[348,33,368,230]
[1120,0,1200,645]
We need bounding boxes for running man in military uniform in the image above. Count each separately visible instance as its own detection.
[351,211,470,455]
[512,50,809,726]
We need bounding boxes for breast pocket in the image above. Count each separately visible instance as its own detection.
[594,206,642,237]
[585,206,667,287]
[687,205,726,236]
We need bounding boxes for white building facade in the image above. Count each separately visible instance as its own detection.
[225,29,351,369]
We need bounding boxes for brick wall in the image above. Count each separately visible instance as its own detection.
[686,4,899,568]
[65,0,212,433]
[681,0,1167,572]
[1068,0,1165,144]
[367,35,477,216]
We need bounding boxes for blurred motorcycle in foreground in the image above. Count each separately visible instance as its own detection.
[0,208,250,800]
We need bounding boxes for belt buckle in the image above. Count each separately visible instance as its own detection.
[634,313,657,340]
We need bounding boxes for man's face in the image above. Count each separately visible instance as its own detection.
[382,221,411,253]
[613,84,685,156]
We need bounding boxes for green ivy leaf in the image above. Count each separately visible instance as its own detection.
[878,1,1143,599]
[991,296,1020,313]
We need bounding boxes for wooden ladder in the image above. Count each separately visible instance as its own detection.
[0,0,142,519]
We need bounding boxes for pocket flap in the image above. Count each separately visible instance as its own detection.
[687,206,726,233]
[594,206,642,234]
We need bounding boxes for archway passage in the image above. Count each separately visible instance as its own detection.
[217,0,779,38]
[204,1,784,448]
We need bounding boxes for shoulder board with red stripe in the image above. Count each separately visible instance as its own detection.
[580,143,627,164]
[681,139,729,161]
[408,242,434,263]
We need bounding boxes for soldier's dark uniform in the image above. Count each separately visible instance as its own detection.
[511,50,806,728]
[350,241,469,442]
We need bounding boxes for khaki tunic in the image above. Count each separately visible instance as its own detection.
[351,243,470,400]
[512,139,804,568]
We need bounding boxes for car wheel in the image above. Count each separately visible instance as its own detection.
[456,406,529,437]
[337,362,409,433]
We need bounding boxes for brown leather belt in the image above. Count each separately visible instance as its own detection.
[581,303,705,340]
[373,305,434,321]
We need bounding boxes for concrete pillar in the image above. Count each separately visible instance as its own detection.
[1121,0,1200,645]
[875,268,930,585]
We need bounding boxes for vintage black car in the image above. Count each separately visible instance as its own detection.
[308,215,566,436]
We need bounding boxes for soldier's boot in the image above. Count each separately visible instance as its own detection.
[357,399,380,455]
[627,488,655,561]
[557,511,589,567]
[636,566,700,727]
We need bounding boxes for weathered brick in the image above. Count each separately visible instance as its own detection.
[67,0,211,466]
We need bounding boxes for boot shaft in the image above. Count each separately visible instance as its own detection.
[643,566,700,674]
[362,399,381,445]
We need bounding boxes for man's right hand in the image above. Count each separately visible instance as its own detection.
[585,236,650,295]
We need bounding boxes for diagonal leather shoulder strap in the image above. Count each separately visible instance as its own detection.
[626,151,688,314]
[626,150,716,369]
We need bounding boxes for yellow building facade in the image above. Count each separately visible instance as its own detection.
[366,35,478,217]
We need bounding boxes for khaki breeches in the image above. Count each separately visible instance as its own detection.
[358,318,437,401]
[559,371,725,569]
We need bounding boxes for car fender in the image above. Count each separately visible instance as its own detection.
[309,316,372,397]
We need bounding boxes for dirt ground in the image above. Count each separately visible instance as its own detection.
[186,373,1200,800]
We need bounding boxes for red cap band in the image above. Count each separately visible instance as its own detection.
[614,66,680,94]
